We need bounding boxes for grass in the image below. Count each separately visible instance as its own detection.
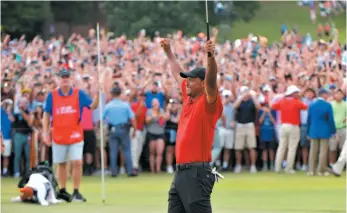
[220,1,346,43]
[1,172,346,213]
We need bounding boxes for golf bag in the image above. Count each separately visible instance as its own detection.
[17,161,72,202]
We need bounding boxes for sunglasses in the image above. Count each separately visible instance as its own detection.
[61,75,70,79]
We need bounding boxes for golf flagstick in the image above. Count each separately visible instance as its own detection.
[97,23,106,203]
[205,0,211,57]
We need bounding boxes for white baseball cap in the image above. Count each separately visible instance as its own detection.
[239,86,249,94]
[222,90,232,97]
[285,85,300,96]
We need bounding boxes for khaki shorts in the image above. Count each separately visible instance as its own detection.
[219,127,235,149]
[234,123,256,150]
[95,126,108,148]
[329,128,346,151]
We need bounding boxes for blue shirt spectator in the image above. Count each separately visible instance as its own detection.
[1,108,12,140]
[44,88,92,119]
[103,98,134,126]
[259,109,277,142]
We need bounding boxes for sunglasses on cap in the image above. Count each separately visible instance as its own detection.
[61,75,70,79]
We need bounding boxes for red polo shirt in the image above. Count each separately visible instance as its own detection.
[271,97,307,126]
[131,102,147,131]
[176,80,223,164]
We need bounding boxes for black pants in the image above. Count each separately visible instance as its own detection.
[168,163,215,213]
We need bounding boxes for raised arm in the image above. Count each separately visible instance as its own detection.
[205,40,218,104]
[160,38,184,87]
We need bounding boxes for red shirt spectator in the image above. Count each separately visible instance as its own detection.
[271,86,307,126]
[131,93,147,131]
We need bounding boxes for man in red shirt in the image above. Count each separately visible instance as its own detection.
[130,91,147,172]
[161,38,223,213]
[271,85,307,174]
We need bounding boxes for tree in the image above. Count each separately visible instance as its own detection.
[102,1,260,37]
[1,1,45,38]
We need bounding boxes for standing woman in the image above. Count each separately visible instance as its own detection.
[146,98,170,173]
[165,99,181,174]
[31,105,46,162]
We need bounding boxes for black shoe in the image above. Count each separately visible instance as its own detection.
[57,190,72,203]
[72,191,87,202]
[327,165,341,177]
[111,174,118,178]
[128,173,138,177]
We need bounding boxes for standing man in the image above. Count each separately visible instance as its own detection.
[329,89,346,166]
[161,38,223,213]
[103,87,137,177]
[271,85,307,174]
[1,99,14,176]
[131,91,147,173]
[328,139,347,177]
[13,97,32,178]
[233,86,260,173]
[307,89,336,176]
[218,90,235,170]
[43,69,99,202]
[298,88,315,172]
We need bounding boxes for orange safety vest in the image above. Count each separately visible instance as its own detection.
[52,88,83,145]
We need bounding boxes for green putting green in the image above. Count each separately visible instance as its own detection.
[219,1,346,43]
[1,172,345,213]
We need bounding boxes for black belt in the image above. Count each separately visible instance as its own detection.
[176,162,211,171]
[108,123,130,130]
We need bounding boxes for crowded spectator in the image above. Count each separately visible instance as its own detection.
[329,88,346,165]
[103,87,137,177]
[13,97,32,178]
[164,98,181,174]
[307,88,336,176]
[1,21,346,178]
[146,98,170,173]
[234,86,260,173]
[271,85,307,174]
[217,90,235,170]
[1,99,14,176]
[131,91,147,173]
[258,102,277,171]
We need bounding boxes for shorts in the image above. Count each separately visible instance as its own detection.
[329,128,346,151]
[83,130,96,154]
[300,125,310,148]
[52,141,84,164]
[235,123,257,150]
[259,140,277,150]
[2,139,12,157]
[147,132,166,142]
[219,127,235,149]
[96,126,108,148]
[165,129,177,145]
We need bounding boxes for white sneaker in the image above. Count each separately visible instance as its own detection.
[301,165,308,172]
[285,170,296,174]
[166,166,174,174]
[234,165,242,173]
[318,172,330,176]
[119,167,126,175]
[250,165,257,173]
[307,172,314,176]
[14,173,20,178]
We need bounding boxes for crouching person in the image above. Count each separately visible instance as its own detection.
[12,173,62,206]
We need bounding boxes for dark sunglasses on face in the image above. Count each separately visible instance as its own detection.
[61,75,70,79]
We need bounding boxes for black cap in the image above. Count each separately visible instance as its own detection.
[111,87,122,95]
[180,67,206,80]
[56,69,71,77]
